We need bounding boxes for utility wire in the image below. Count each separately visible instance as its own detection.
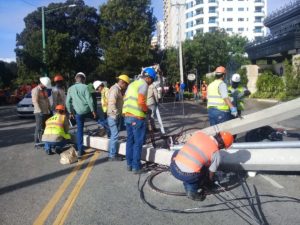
[19,0,37,7]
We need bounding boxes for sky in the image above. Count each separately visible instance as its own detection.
[0,0,292,62]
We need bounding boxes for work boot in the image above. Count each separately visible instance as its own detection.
[132,168,147,175]
[186,191,205,201]
[127,166,132,171]
[108,156,123,161]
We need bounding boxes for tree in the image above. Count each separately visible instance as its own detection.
[161,30,249,85]
[16,0,100,84]
[0,61,17,88]
[98,0,156,81]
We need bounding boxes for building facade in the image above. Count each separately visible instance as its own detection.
[156,21,165,49]
[163,0,267,48]
[246,0,300,64]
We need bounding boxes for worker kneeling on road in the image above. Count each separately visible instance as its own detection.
[42,105,71,155]
[170,131,234,201]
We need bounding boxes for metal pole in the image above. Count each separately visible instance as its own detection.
[178,11,184,83]
[42,6,47,77]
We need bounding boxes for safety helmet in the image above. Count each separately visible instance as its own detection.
[93,80,103,90]
[54,74,64,82]
[214,131,234,149]
[117,74,130,84]
[55,104,65,111]
[75,72,86,79]
[143,67,157,80]
[231,73,241,83]
[39,77,51,88]
[215,66,226,75]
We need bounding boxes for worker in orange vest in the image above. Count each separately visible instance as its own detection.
[170,131,234,201]
[175,82,180,101]
[192,84,198,101]
[201,80,208,102]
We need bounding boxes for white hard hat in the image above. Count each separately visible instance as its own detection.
[231,73,241,83]
[39,77,51,88]
[93,80,103,90]
[75,72,86,79]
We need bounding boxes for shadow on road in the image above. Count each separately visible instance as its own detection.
[0,156,109,195]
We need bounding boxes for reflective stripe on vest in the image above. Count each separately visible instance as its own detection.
[174,132,219,173]
[122,80,146,118]
[44,114,71,139]
[207,79,229,111]
[228,85,245,110]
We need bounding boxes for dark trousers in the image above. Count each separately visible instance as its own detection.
[170,151,208,193]
[34,113,48,143]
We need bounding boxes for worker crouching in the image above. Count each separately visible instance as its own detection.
[42,105,71,155]
[170,131,234,201]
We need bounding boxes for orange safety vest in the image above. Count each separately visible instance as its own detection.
[174,131,219,173]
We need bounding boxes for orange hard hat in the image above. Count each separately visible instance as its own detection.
[219,131,234,149]
[55,104,65,111]
[215,66,226,75]
[54,75,64,82]
[215,131,234,149]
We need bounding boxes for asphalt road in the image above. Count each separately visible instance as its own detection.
[0,101,300,225]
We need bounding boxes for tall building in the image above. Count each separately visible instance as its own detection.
[156,21,165,49]
[163,0,267,48]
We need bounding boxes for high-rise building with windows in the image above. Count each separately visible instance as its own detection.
[163,0,267,48]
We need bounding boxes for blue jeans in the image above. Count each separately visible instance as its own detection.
[75,113,89,155]
[125,116,146,170]
[44,140,67,153]
[98,118,111,137]
[107,116,120,158]
[179,90,184,101]
[208,107,231,126]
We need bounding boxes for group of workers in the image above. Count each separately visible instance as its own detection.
[32,64,250,201]
[32,67,158,175]
[170,65,250,201]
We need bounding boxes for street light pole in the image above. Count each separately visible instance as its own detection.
[42,6,47,76]
[41,4,76,77]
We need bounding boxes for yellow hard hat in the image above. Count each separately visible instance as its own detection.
[117,74,130,84]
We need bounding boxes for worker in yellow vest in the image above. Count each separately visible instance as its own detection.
[228,73,251,117]
[207,66,237,125]
[93,80,110,137]
[42,105,71,155]
[123,67,157,174]
[170,131,234,201]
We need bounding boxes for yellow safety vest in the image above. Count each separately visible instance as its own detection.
[101,87,109,113]
[122,80,146,118]
[207,79,229,111]
[44,114,71,139]
[228,85,245,111]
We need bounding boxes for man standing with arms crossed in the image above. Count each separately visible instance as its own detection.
[107,75,130,161]
[66,72,96,158]
[123,68,156,174]
[32,77,52,147]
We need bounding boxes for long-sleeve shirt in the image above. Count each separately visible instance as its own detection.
[52,86,66,110]
[107,83,123,119]
[147,83,158,106]
[66,83,95,115]
[32,85,50,114]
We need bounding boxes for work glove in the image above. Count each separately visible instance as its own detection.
[230,107,238,117]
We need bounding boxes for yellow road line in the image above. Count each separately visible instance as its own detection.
[33,154,90,225]
[53,151,100,225]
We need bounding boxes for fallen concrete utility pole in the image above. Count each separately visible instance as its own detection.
[83,136,300,171]
[178,97,300,142]
[231,141,300,149]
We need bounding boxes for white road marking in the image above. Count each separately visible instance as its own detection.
[260,174,284,189]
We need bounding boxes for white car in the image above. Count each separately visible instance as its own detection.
[16,93,34,117]
[16,89,53,117]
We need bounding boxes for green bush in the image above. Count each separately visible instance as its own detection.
[183,92,194,99]
[253,71,285,100]
[284,59,300,98]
